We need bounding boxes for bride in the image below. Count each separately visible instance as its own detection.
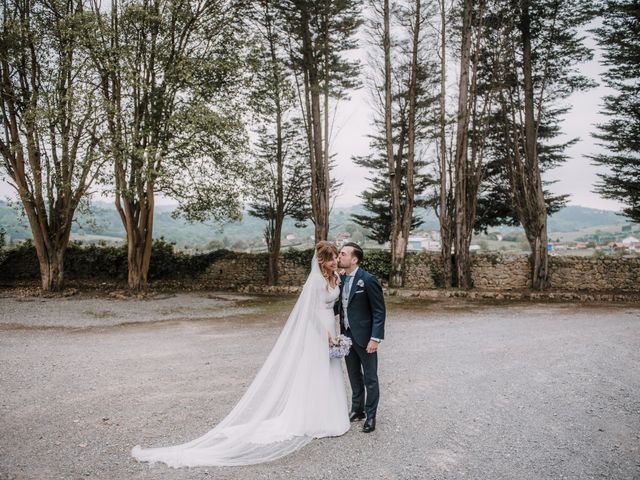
[131,241,349,467]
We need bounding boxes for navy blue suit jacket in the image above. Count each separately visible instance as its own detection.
[334,268,386,348]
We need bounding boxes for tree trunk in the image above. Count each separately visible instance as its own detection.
[118,189,155,291]
[383,0,403,287]
[438,0,453,288]
[312,82,330,242]
[453,0,474,289]
[266,215,283,285]
[299,6,329,243]
[389,0,422,288]
[43,246,66,292]
[527,223,549,290]
[270,7,284,286]
[520,0,549,290]
[32,228,70,292]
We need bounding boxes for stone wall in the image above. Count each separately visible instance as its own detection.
[549,255,639,292]
[194,251,640,293]
[403,253,444,289]
[196,254,308,290]
[471,254,531,290]
[3,245,638,293]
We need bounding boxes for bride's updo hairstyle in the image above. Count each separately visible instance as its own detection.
[315,240,338,282]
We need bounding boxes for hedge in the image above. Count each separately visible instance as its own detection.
[0,239,239,282]
[0,241,394,283]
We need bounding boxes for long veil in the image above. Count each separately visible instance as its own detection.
[132,254,331,467]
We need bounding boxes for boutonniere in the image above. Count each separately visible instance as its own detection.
[357,279,365,287]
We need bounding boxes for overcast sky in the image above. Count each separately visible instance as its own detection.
[1,22,624,213]
[329,29,622,211]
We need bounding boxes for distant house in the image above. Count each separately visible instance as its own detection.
[407,233,442,252]
[606,236,640,252]
[622,235,639,244]
[608,241,625,251]
[622,236,640,251]
[548,242,569,252]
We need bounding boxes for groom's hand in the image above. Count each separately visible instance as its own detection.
[366,339,379,354]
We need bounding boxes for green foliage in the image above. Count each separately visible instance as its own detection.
[83,0,251,226]
[0,239,242,282]
[0,239,41,280]
[0,240,394,284]
[591,0,640,223]
[66,242,129,280]
[0,230,5,268]
[283,248,315,270]
[1,0,107,290]
[247,120,312,241]
[361,250,391,283]
[502,232,525,242]
[474,0,596,234]
[280,0,363,98]
[351,150,433,244]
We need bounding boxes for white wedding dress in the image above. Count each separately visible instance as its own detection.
[131,255,349,467]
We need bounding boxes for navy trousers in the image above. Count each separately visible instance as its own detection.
[344,329,379,419]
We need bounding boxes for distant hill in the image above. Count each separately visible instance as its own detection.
[547,206,625,232]
[0,200,629,247]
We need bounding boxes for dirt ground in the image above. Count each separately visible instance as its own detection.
[1,292,639,480]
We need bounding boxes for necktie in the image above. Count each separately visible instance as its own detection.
[343,275,352,299]
[343,276,352,330]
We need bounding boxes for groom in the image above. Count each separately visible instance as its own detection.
[335,242,386,433]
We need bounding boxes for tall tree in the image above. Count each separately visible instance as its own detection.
[450,0,503,288]
[280,0,362,242]
[0,0,105,291]
[489,0,594,289]
[452,0,473,288]
[358,0,439,287]
[85,0,249,290]
[591,0,640,223]
[474,115,571,233]
[248,124,311,284]
[247,0,311,285]
[434,0,455,288]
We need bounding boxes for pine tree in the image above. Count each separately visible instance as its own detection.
[279,0,362,242]
[351,148,432,245]
[591,0,640,223]
[477,0,595,289]
[246,1,311,285]
[354,0,438,286]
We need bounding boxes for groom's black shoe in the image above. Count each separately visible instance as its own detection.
[362,417,376,433]
[349,411,366,422]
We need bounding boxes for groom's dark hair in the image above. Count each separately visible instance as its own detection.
[343,242,363,264]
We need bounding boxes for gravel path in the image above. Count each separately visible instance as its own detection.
[0,294,639,480]
[0,292,259,328]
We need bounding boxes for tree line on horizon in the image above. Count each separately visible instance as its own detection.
[1,0,638,292]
